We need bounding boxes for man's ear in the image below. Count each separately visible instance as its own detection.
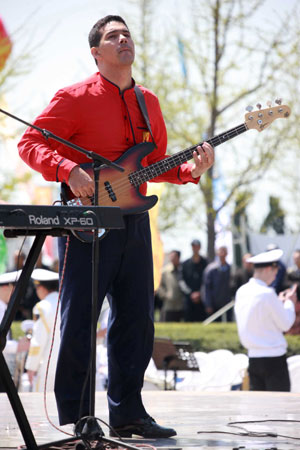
[91,47,100,59]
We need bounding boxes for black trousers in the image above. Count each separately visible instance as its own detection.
[184,296,207,322]
[54,213,155,427]
[248,354,290,392]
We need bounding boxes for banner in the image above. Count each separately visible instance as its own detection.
[0,16,12,71]
[0,230,7,274]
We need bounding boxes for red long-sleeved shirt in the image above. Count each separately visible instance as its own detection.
[18,72,199,195]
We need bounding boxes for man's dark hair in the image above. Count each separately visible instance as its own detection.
[40,280,59,292]
[88,15,129,48]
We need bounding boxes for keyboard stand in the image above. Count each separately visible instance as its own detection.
[0,231,49,449]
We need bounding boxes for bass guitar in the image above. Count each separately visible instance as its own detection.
[61,102,290,240]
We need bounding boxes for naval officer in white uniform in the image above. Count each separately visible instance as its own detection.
[0,270,22,390]
[0,270,21,325]
[234,249,297,391]
[25,269,60,392]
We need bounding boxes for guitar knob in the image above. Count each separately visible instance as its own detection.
[256,103,262,110]
[275,98,282,105]
[246,105,253,112]
[266,101,272,107]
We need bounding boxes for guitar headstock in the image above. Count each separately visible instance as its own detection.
[245,102,291,132]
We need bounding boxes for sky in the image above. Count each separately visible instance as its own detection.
[2,0,297,116]
[1,0,299,261]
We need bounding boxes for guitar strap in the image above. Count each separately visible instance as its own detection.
[134,85,157,148]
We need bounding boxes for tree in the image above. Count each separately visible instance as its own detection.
[132,0,299,261]
[175,0,299,259]
[260,195,285,235]
[232,190,252,266]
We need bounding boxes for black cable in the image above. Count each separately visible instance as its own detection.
[228,419,300,441]
[198,417,300,441]
[74,415,124,444]
[11,215,29,273]
[197,429,278,437]
[228,418,300,425]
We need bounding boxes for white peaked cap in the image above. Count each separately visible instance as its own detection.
[0,270,22,285]
[31,268,59,282]
[247,249,283,265]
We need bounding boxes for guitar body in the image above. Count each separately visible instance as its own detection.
[61,141,158,215]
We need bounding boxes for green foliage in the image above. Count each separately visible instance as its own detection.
[0,172,32,201]
[0,231,7,274]
[11,322,25,340]
[12,320,300,357]
[154,322,300,357]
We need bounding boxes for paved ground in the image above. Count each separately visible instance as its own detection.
[1,390,300,449]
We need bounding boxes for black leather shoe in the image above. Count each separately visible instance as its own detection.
[110,416,177,438]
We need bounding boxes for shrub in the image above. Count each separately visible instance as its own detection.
[11,321,300,357]
[154,322,300,357]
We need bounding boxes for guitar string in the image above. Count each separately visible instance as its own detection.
[131,108,286,184]
[129,124,247,185]
[130,124,247,185]
[74,123,247,204]
[93,124,247,196]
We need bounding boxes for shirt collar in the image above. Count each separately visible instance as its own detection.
[249,277,268,287]
[97,71,135,95]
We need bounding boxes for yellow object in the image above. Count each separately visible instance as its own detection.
[148,183,164,291]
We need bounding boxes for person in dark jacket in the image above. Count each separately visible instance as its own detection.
[181,239,207,321]
[204,246,232,321]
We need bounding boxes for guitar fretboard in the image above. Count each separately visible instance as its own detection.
[129,123,247,186]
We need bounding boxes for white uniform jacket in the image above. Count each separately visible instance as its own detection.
[25,292,60,391]
[234,278,295,357]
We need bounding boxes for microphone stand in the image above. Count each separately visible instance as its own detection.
[0,108,139,450]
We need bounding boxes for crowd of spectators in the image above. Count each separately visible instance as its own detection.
[155,241,300,326]
[1,242,300,396]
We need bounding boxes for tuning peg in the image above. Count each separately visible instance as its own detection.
[266,101,272,107]
[256,103,262,110]
[246,105,253,112]
[275,98,282,105]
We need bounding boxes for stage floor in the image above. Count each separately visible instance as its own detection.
[0,390,300,449]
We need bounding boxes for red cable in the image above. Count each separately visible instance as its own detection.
[42,234,73,436]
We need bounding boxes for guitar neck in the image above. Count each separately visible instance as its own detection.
[134,122,247,184]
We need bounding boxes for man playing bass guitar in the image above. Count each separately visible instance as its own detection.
[18,15,214,439]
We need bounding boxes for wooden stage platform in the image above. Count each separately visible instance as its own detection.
[1,390,300,449]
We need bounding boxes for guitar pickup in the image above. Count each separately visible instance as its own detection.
[104,181,117,202]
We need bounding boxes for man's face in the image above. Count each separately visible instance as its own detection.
[0,283,15,304]
[93,21,135,68]
[191,244,200,255]
[269,265,279,284]
[293,252,300,269]
[218,247,227,260]
[170,251,180,267]
[242,253,253,272]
